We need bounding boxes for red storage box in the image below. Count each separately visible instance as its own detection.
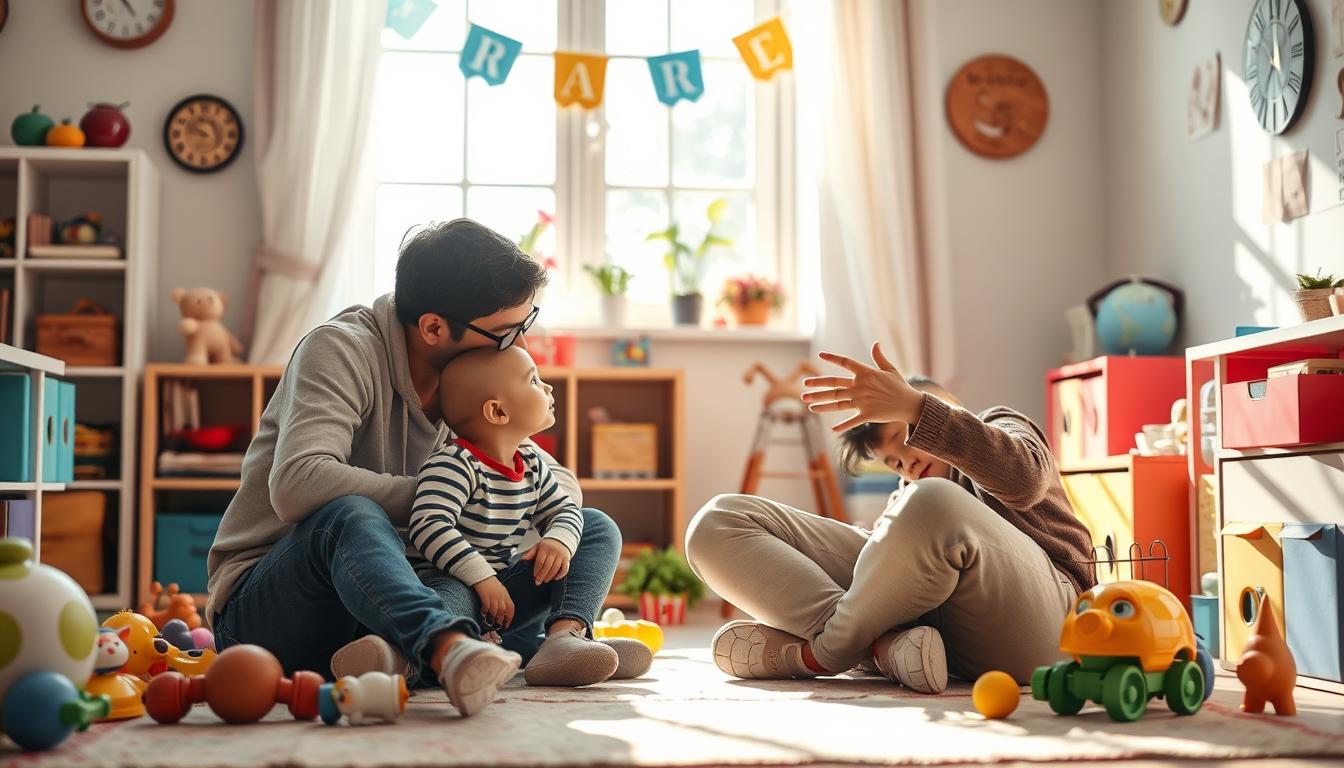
[1045,355,1186,468]
[1222,374,1344,449]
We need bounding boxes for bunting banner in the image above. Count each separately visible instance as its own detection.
[732,17,792,81]
[386,0,437,40]
[647,51,704,106]
[555,52,610,109]
[460,23,523,86]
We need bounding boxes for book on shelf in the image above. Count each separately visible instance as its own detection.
[157,451,244,477]
[27,244,122,260]
[161,380,203,435]
[0,286,9,345]
[2,500,35,541]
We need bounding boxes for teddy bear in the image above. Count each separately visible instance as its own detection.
[171,287,244,365]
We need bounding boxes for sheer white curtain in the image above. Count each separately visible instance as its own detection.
[245,0,385,364]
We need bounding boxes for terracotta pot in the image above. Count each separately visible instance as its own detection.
[733,300,772,326]
[1292,288,1334,322]
[1332,288,1344,317]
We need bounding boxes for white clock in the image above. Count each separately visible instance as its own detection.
[81,0,175,49]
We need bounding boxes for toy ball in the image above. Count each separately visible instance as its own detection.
[191,627,215,652]
[972,671,1020,719]
[601,608,626,624]
[3,671,107,751]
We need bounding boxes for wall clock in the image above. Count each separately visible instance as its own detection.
[162,95,244,174]
[945,54,1049,159]
[1159,0,1187,26]
[81,0,174,49]
[1243,0,1315,135]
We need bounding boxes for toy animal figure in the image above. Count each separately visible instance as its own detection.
[1236,592,1297,716]
[744,361,820,412]
[101,610,216,681]
[171,287,244,365]
[138,581,203,630]
[84,627,148,721]
[319,672,409,725]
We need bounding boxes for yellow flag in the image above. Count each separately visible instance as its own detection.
[555,52,609,109]
[733,17,792,81]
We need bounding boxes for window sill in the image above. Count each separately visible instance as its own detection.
[535,325,812,344]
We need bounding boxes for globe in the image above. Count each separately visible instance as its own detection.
[1094,280,1179,355]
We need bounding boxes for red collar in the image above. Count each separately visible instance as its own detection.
[454,438,525,481]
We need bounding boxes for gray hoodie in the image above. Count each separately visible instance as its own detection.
[205,294,581,619]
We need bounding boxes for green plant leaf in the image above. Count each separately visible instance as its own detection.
[706,198,729,224]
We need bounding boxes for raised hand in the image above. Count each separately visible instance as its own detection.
[801,342,923,431]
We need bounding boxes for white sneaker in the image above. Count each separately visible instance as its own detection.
[438,638,522,717]
[711,620,817,679]
[873,626,948,694]
[331,634,411,679]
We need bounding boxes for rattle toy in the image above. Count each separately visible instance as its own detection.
[144,644,323,724]
[83,626,148,720]
[318,672,409,725]
[160,617,215,652]
[102,610,216,679]
[1236,592,1297,716]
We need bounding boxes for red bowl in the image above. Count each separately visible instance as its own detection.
[177,425,241,452]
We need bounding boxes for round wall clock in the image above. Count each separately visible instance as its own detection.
[1159,0,1187,26]
[162,95,244,174]
[81,0,174,49]
[945,55,1049,160]
[1242,0,1314,135]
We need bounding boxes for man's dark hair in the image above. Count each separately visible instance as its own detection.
[836,375,941,475]
[394,218,548,339]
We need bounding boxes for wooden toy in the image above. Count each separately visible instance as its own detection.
[1236,593,1297,716]
[84,626,147,720]
[972,671,1021,719]
[101,610,216,680]
[144,644,324,724]
[318,672,409,725]
[1031,581,1204,722]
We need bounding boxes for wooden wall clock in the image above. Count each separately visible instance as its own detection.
[945,55,1049,159]
[1159,0,1188,26]
[162,95,244,174]
[81,0,174,49]
[1243,0,1314,135]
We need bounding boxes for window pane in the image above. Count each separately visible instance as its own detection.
[670,0,754,59]
[467,56,555,184]
[382,0,467,51]
[374,184,464,296]
[466,0,557,53]
[605,0,668,57]
[376,52,464,183]
[672,61,753,188]
[605,189,670,304]
[466,186,557,266]
[605,59,669,187]
[671,191,756,303]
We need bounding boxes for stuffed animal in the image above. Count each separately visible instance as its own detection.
[1236,593,1297,715]
[171,287,244,365]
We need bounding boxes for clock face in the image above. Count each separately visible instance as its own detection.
[81,0,174,49]
[1243,0,1314,135]
[945,55,1049,159]
[163,96,244,174]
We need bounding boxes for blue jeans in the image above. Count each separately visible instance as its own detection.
[212,495,621,686]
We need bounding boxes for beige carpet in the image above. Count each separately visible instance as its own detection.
[5,614,1344,767]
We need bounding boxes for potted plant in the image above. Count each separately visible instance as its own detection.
[719,274,784,326]
[646,199,734,326]
[1293,269,1344,322]
[583,263,634,328]
[616,548,705,625]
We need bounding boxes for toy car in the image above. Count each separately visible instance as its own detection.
[1031,580,1205,722]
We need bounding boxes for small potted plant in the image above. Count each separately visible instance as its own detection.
[583,263,634,328]
[646,199,734,326]
[719,274,784,326]
[1293,269,1344,322]
[616,548,705,625]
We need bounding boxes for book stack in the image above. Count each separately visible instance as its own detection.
[158,450,244,476]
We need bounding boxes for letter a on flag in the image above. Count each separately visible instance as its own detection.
[460,23,522,86]
[555,52,609,109]
[733,17,793,81]
[647,50,704,107]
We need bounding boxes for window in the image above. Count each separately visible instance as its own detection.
[373,0,791,327]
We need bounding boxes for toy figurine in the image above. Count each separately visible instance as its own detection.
[171,287,245,364]
[101,610,216,680]
[84,626,148,720]
[139,581,204,630]
[318,672,409,725]
[144,644,323,724]
[1031,580,1204,722]
[1236,593,1297,716]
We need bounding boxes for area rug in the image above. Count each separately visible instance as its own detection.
[4,647,1344,767]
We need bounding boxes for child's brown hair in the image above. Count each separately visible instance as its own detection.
[836,375,942,475]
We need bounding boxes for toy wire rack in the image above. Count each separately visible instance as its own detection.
[1073,539,1170,589]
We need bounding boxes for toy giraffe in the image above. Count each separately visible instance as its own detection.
[1236,592,1297,716]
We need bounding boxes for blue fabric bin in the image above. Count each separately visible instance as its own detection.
[58,381,75,483]
[155,513,224,594]
[0,373,32,482]
[1283,523,1343,682]
[1190,595,1220,660]
[40,377,58,482]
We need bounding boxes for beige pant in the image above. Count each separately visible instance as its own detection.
[685,478,1076,683]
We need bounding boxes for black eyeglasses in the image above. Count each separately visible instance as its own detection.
[458,305,540,350]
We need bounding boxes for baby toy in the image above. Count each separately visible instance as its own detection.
[144,644,323,724]
[84,626,147,720]
[593,608,664,655]
[1031,580,1204,722]
[0,538,110,751]
[101,610,216,680]
[972,671,1021,719]
[1236,592,1297,716]
[171,287,244,365]
[318,672,409,725]
[160,617,214,652]
[139,580,204,631]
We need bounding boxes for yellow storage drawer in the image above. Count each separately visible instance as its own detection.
[1061,471,1132,584]
[1221,522,1284,660]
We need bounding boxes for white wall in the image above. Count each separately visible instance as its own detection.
[0,0,260,361]
[1101,0,1344,346]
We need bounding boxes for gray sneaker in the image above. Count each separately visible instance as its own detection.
[711,620,817,679]
[331,634,412,679]
[873,626,947,694]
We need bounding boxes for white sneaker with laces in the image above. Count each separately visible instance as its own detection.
[873,626,948,694]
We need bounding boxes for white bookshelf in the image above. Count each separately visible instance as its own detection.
[0,344,66,557]
[0,147,159,611]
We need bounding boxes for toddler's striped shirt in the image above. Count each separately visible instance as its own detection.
[408,438,583,586]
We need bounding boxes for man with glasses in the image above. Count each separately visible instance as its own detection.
[205,219,621,716]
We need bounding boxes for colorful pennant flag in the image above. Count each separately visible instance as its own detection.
[460,23,523,86]
[555,52,609,109]
[647,51,704,107]
[732,16,792,81]
[385,0,438,40]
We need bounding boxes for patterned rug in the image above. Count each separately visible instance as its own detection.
[4,646,1344,767]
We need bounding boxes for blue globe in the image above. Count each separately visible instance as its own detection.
[1095,280,1178,355]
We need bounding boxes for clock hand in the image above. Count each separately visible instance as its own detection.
[1272,36,1281,72]
[121,0,136,16]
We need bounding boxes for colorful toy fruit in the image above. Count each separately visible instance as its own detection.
[144,644,323,724]
[0,538,109,750]
[1236,592,1296,716]
[79,102,131,148]
[592,618,664,655]
[318,672,409,725]
[1030,580,1204,722]
[972,670,1021,719]
[10,105,54,146]
[45,119,86,148]
[84,626,147,720]
[101,610,216,680]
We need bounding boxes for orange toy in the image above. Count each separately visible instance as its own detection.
[101,610,216,680]
[144,645,323,724]
[1236,593,1297,716]
[138,581,203,630]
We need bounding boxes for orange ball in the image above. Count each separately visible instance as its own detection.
[972,670,1020,719]
[207,645,283,722]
